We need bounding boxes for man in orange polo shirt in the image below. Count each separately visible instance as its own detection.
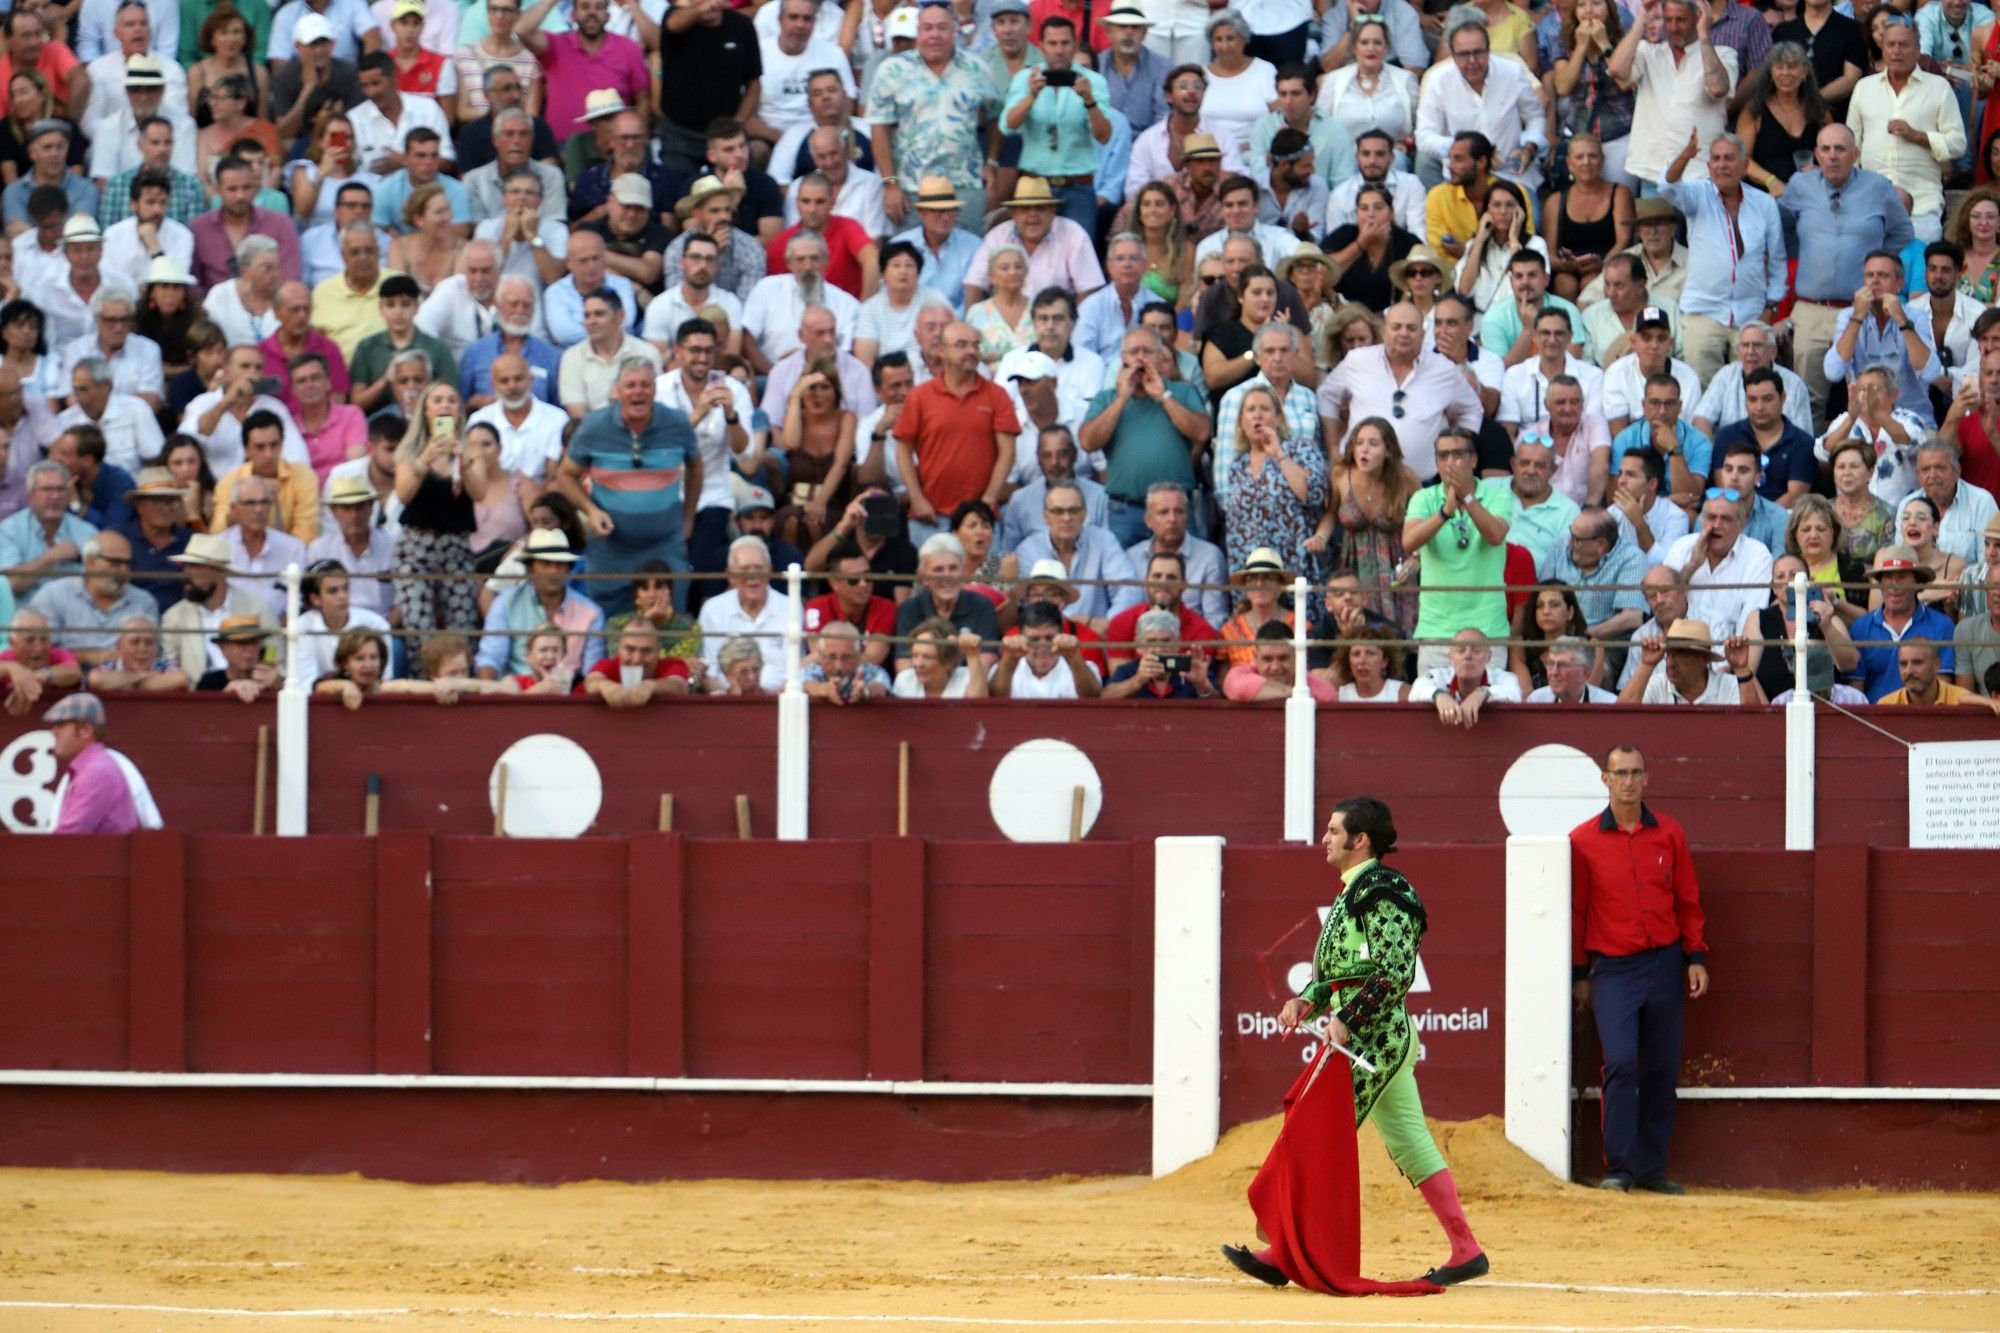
[893,320,1019,544]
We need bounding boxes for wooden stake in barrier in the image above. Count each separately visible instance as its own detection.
[897,741,910,837]
[1069,785,1086,843]
[493,762,509,837]
[658,793,674,832]
[735,794,752,839]
[252,725,269,835]
[364,774,380,837]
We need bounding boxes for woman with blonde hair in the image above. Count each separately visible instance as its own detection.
[776,357,856,548]
[965,244,1034,363]
[1783,493,1867,620]
[0,69,81,185]
[389,183,466,294]
[1541,133,1632,301]
[392,381,492,638]
[1324,303,1383,368]
[1314,415,1420,629]
[1223,383,1329,578]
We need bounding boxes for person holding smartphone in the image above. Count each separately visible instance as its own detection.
[1001,16,1112,233]
[393,381,493,637]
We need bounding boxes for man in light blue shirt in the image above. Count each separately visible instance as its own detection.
[543,232,641,348]
[370,131,472,234]
[1002,16,1111,231]
[892,183,982,316]
[1244,70,1354,185]
[1917,0,1991,173]
[1610,373,1714,507]
[1504,436,1581,573]
[0,463,99,600]
[1076,233,1164,362]
[1545,506,1648,636]
[1825,249,1942,427]
[998,425,1110,554]
[1093,105,1134,212]
[1011,480,1143,627]
[1774,125,1912,426]
[1659,132,1787,384]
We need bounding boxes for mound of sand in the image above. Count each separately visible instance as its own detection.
[1148,1115,1573,1207]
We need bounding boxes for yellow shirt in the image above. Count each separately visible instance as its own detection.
[1424,176,1536,259]
[311,272,395,363]
[212,461,322,544]
[1879,680,1981,706]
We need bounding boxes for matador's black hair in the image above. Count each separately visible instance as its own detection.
[1331,795,1397,858]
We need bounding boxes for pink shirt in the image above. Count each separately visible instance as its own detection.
[54,741,138,835]
[539,31,651,140]
[962,218,1107,300]
[259,332,352,420]
[1223,662,1337,702]
[299,403,369,481]
[1529,413,1613,508]
[188,209,303,293]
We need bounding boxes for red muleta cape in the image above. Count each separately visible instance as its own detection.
[1245,1045,1441,1297]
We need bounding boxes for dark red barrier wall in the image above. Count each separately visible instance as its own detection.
[3,696,1986,845]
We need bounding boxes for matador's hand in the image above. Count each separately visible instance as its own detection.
[1326,1015,1350,1047]
[1278,997,1313,1031]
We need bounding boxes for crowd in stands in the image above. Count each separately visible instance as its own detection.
[3,0,2000,718]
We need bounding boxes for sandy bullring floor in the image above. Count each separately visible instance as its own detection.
[0,1116,1992,1332]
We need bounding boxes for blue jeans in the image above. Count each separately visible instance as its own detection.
[1589,944,1687,1183]
[1106,497,1151,549]
[1051,180,1097,234]
[908,514,949,549]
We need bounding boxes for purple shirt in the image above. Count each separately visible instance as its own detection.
[540,32,650,141]
[55,741,138,834]
[188,209,305,293]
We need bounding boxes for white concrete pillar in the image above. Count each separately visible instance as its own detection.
[1504,835,1571,1181]
[1152,835,1223,1176]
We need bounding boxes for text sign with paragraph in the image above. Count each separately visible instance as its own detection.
[1908,741,2000,848]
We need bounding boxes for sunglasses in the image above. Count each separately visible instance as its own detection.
[1704,486,1743,502]
[1391,387,1405,419]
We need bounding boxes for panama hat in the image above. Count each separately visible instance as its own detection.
[61,214,102,246]
[144,254,195,286]
[1277,240,1330,287]
[124,467,189,503]
[1387,243,1454,291]
[1180,132,1223,161]
[1103,2,1151,23]
[1230,546,1297,584]
[216,614,274,643]
[1662,618,1722,660]
[913,176,963,210]
[675,174,743,220]
[123,53,166,87]
[1003,177,1059,208]
[521,528,579,563]
[169,532,234,569]
[579,89,628,122]
[1020,557,1078,602]
[1866,544,1937,583]
[325,473,381,507]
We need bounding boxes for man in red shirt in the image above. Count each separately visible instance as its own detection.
[1568,742,1709,1196]
[1103,550,1217,665]
[765,172,880,299]
[894,320,1018,544]
[802,537,895,667]
[581,620,693,707]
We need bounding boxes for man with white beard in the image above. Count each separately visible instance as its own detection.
[742,230,860,368]
[457,273,562,411]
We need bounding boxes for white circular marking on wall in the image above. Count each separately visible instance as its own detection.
[489,734,603,838]
[1498,742,1606,838]
[987,739,1102,842]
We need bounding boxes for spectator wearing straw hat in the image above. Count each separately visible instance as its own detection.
[1850,544,1959,699]
[305,471,399,617]
[159,531,276,679]
[890,178,983,318]
[41,693,145,834]
[1124,68,1250,204]
[118,466,193,610]
[43,215,136,349]
[475,526,605,679]
[1097,3,1170,134]
[962,177,1106,308]
[663,175,767,303]
[1618,616,1762,705]
[194,613,282,700]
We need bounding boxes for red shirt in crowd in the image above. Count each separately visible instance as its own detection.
[1101,602,1218,663]
[1951,415,2000,499]
[893,374,1020,516]
[766,216,875,297]
[1568,805,1708,972]
[802,591,895,638]
[580,656,692,691]
[395,48,450,97]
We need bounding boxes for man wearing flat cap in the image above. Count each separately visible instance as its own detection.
[43,693,149,834]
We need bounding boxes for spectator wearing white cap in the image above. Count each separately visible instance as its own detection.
[42,215,138,348]
[271,14,367,145]
[88,56,200,181]
[1,121,100,235]
[79,2,192,132]
[269,0,386,69]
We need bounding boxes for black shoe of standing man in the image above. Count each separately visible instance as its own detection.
[1635,1176,1686,1195]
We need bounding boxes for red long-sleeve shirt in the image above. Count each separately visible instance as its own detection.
[1569,805,1708,976]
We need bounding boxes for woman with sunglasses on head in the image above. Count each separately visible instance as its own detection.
[1884,491,1967,614]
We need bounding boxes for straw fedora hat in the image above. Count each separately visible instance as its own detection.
[216,614,274,643]
[521,528,579,563]
[580,89,628,122]
[1276,240,1329,287]
[1230,546,1297,585]
[1020,557,1078,603]
[1662,618,1722,660]
[169,532,233,569]
[1003,177,1059,208]
[123,467,189,503]
[325,473,381,507]
[1388,243,1455,292]
[913,176,963,211]
[674,174,743,220]
[1866,544,1937,584]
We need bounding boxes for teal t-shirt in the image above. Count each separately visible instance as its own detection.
[1408,478,1515,640]
[1006,67,1112,179]
[1085,380,1205,501]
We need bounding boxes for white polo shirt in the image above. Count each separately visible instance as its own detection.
[469,396,571,482]
[1662,532,1773,637]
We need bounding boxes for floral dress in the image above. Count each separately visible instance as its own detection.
[965,297,1035,363]
[1834,496,1894,565]
[1224,435,1332,578]
[1337,481,1413,630]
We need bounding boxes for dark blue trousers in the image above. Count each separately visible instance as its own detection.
[1590,944,1685,1182]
